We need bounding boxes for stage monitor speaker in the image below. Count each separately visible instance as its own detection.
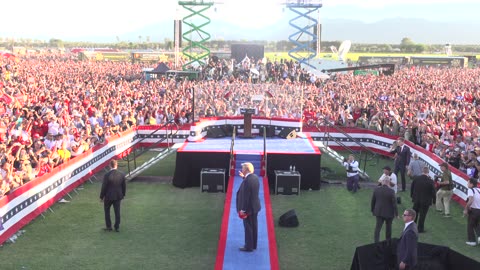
[278,128,296,139]
[221,125,234,137]
[265,126,275,137]
[207,127,226,138]
[279,209,299,227]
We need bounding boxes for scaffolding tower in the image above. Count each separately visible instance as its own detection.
[178,0,214,70]
[286,0,322,70]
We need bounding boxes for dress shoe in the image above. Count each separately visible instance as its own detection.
[239,247,253,252]
[114,228,120,232]
[418,230,426,233]
[103,228,113,232]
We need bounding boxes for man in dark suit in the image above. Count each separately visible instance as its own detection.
[100,159,126,232]
[236,162,261,252]
[371,178,398,243]
[397,209,418,270]
[410,166,436,233]
[391,137,411,192]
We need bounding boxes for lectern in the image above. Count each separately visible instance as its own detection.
[240,108,255,138]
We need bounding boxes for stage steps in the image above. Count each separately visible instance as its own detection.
[215,153,279,270]
[235,153,263,176]
[312,141,370,180]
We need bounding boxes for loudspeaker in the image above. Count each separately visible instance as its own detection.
[278,209,299,227]
[207,127,226,138]
[278,128,296,139]
[265,126,275,137]
[221,125,234,137]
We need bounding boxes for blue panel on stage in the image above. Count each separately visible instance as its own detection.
[181,137,318,154]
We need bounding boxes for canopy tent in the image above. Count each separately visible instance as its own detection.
[152,62,170,74]
[144,62,172,81]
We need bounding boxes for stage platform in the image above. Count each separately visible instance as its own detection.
[180,136,319,154]
[173,136,322,191]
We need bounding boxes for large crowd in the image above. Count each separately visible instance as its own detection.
[1,52,480,196]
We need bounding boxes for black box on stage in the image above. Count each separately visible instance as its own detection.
[274,170,301,195]
[200,168,225,192]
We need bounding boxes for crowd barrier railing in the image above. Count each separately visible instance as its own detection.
[306,126,470,205]
[0,130,138,244]
[1,122,471,245]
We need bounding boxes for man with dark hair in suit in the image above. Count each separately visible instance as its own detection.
[236,162,261,252]
[397,209,418,270]
[410,166,436,233]
[100,159,126,232]
[391,137,411,192]
[371,178,398,243]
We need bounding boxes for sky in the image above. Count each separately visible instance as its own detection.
[1,0,479,42]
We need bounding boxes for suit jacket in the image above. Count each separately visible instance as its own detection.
[392,145,411,168]
[236,173,261,215]
[397,222,418,268]
[100,169,126,201]
[410,174,436,205]
[371,185,398,218]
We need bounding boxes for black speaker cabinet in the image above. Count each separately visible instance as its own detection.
[279,209,299,227]
[207,127,226,138]
[221,125,234,137]
[265,126,275,137]
[200,168,225,192]
[278,128,296,139]
[275,170,301,195]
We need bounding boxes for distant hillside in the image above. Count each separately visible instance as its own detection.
[116,17,480,45]
[11,18,480,45]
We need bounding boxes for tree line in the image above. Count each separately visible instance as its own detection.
[1,37,479,54]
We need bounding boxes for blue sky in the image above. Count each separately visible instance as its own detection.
[0,0,479,41]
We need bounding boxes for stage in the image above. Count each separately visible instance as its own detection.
[172,136,322,191]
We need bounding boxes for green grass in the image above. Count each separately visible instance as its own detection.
[320,150,396,183]
[0,150,478,270]
[0,181,224,270]
[272,187,476,270]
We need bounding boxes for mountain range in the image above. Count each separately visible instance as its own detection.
[117,17,480,45]
[14,18,480,45]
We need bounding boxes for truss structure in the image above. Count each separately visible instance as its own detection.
[178,1,214,70]
[286,1,322,69]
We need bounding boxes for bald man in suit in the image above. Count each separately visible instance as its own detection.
[371,178,398,243]
[236,162,261,252]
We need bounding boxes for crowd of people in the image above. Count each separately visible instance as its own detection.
[2,52,480,197]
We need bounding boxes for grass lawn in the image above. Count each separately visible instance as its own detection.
[0,150,478,270]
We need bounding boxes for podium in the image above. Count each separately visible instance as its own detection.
[240,108,255,138]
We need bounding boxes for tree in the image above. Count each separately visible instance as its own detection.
[414,44,426,53]
[49,38,64,48]
[400,37,415,52]
[164,38,173,50]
